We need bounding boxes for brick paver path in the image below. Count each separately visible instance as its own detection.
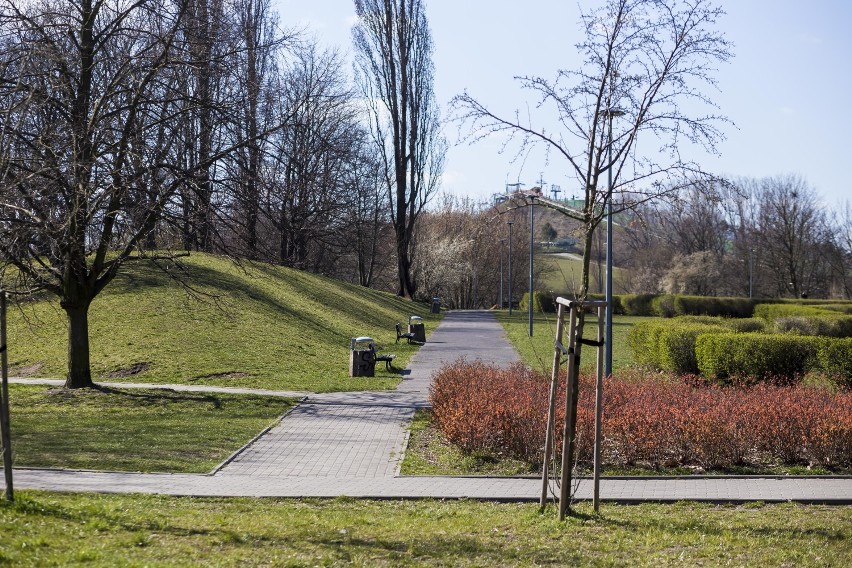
[10,311,852,503]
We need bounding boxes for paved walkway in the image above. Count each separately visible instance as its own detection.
[11,311,852,504]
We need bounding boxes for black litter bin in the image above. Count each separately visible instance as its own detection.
[409,315,426,343]
[349,336,376,377]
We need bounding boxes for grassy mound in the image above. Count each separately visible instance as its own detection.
[6,254,438,392]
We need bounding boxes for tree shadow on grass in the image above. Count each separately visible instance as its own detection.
[54,385,228,410]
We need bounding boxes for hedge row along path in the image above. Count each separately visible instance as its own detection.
[10,311,852,504]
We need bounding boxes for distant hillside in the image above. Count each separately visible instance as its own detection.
[539,253,629,293]
[7,254,437,392]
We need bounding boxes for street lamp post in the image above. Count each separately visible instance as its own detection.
[499,239,506,309]
[507,221,514,315]
[749,248,754,299]
[528,196,536,337]
[604,108,624,377]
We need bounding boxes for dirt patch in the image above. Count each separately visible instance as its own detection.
[191,371,252,380]
[101,362,150,378]
[11,362,44,377]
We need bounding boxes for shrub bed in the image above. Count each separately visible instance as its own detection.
[621,294,657,316]
[629,320,725,373]
[429,361,852,470]
[625,294,757,318]
[529,292,624,314]
[695,333,821,382]
[754,303,832,321]
[673,295,756,318]
[817,338,852,389]
[677,315,766,333]
[773,315,852,338]
[819,303,852,314]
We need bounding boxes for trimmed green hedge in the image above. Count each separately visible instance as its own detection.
[519,291,548,313]
[631,316,852,384]
[621,294,658,316]
[677,315,766,333]
[628,320,667,368]
[753,304,833,321]
[774,315,852,338]
[629,320,725,373]
[623,294,758,318]
[817,338,852,388]
[527,292,624,314]
[726,318,766,333]
[818,304,852,315]
[695,333,821,382]
[673,296,755,318]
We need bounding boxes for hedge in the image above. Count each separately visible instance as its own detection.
[519,291,548,313]
[677,315,766,333]
[817,338,852,389]
[725,318,766,333]
[774,315,852,338]
[753,303,833,321]
[673,296,756,318]
[620,294,658,316]
[695,333,822,382]
[629,320,725,373]
[524,291,624,314]
[816,304,852,315]
[620,294,758,318]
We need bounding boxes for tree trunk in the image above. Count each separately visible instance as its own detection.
[63,304,94,389]
[396,228,415,298]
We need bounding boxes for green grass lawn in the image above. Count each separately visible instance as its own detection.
[1,492,849,566]
[497,311,649,373]
[7,384,295,473]
[6,253,440,392]
[539,253,629,292]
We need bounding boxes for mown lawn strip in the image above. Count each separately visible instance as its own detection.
[1,493,849,566]
[8,384,295,473]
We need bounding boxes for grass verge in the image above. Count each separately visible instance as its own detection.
[496,311,647,372]
[7,384,295,473]
[6,253,441,392]
[1,492,849,566]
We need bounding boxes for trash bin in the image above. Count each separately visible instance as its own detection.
[349,336,376,377]
[431,296,441,314]
[408,315,426,343]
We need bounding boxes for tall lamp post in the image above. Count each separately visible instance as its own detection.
[507,221,514,315]
[604,108,624,377]
[528,195,536,337]
[749,248,754,298]
[499,239,506,309]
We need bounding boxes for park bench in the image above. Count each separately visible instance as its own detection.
[396,322,416,344]
[369,343,396,371]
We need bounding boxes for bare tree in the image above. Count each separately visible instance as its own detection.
[451,0,731,510]
[0,0,194,387]
[753,174,832,298]
[353,0,446,299]
[177,0,229,252]
[266,42,359,269]
[832,202,852,298]
[344,139,391,287]
[227,0,283,258]
[454,0,732,310]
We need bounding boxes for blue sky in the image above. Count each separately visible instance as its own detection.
[273,0,851,211]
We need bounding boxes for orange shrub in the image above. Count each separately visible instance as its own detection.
[429,361,852,469]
